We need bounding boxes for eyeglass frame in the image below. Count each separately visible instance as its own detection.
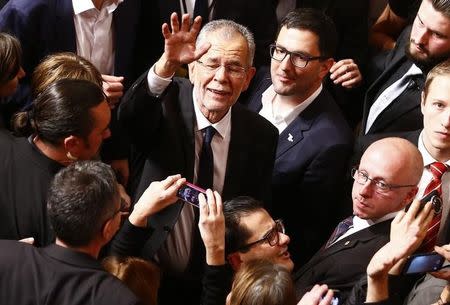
[196,59,248,79]
[351,167,417,193]
[238,219,285,252]
[269,44,327,68]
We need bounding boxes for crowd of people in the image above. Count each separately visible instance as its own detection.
[1,0,450,305]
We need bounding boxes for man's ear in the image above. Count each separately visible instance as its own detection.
[188,62,195,84]
[227,252,243,271]
[63,135,81,159]
[101,217,117,243]
[403,187,419,208]
[241,67,256,92]
[421,91,426,115]
[319,58,334,80]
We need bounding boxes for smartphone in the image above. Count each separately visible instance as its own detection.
[402,252,445,275]
[404,189,442,214]
[176,182,206,207]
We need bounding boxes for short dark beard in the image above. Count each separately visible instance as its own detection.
[405,41,450,73]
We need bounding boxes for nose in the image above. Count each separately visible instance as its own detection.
[279,53,293,70]
[414,26,429,46]
[278,231,290,246]
[358,179,375,197]
[442,110,450,128]
[17,67,25,79]
[213,65,228,82]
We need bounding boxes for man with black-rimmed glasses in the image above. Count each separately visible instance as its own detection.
[242,8,354,266]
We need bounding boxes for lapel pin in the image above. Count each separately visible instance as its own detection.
[287,133,293,142]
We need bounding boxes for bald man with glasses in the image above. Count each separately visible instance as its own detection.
[241,8,353,266]
[293,137,423,303]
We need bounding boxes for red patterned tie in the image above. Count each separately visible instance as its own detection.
[418,162,448,252]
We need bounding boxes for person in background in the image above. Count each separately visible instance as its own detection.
[102,256,160,305]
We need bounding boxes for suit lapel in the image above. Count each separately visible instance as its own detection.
[294,220,391,279]
[178,82,196,180]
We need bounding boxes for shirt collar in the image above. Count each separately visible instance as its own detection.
[261,83,322,124]
[192,89,231,139]
[72,0,124,15]
[353,211,398,228]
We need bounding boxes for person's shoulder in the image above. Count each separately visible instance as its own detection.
[94,271,141,305]
[232,103,278,136]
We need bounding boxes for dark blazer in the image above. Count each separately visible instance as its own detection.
[293,219,392,302]
[0,240,139,305]
[0,0,149,159]
[245,68,354,265]
[118,70,278,257]
[152,0,277,68]
[361,26,425,135]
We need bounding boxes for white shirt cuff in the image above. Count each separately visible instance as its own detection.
[147,63,174,96]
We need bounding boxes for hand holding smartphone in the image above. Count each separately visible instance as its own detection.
[176,182,206,207]
[402,252,445,274]
[405,189,442,214]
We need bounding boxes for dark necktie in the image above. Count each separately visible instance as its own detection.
[325,216,353,248]
[193,0,209,23]
[418,162,448,252]
[197,126,216,190]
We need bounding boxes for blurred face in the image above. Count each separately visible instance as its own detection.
[352,147,417,220]
[235,209,294,272]
[78,100,111,160]
[270,27,330,101]
[0,66,25,97]
[421,74,450,161]
[191,30,255,123]
[408,0,450,68]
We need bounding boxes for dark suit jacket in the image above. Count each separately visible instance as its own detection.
[245,68,354,265]
[118,70,278,258]
[0,0,146,104]
[293,219,392,303]
[0,240,140,305]
[152,0,277,68]
[361,26,425,135]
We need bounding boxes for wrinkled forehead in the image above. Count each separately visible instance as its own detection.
[200,30,250,66]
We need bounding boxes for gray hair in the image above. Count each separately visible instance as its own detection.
[196,19,255,66]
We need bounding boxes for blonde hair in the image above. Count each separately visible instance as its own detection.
[102,256,160,305]
[229,259,296,305]
[31,52,102,98]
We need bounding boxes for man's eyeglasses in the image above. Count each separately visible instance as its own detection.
[269,44,327,68]
[238,219,285,252]
[196,60,247,79]
[351,167,417,193]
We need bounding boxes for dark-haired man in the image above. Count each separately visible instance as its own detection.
[243,8,353,265]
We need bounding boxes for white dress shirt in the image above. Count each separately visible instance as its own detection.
[259,84,322,134]
[416,131,450,244]
[333,211,398,245]
[146,66,231,273]
[365,64,422,134]
[72,0,123,74]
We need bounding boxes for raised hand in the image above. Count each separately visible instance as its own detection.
[129,174,186,227]
[155,13,211,78]
[198,189,225,266]
[297,284,333,305]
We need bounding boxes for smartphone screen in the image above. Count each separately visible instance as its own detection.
[322,289,340,305]
[402,252,445,274]
[176,183,206,207]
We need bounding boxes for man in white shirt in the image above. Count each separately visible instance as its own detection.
[244,8,354,266]
[118,13,278,305]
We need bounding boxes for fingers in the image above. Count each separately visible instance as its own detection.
[180,13,191,32]
[194,42,211,61]
[161,174,182,188]
[329,59,362,88]
[170,12,180,33]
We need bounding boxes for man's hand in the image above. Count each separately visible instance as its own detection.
[297,284,333,305]
[102,74,124,108]
[155,12,211,78]
[198,189,225,266]
[430,244,450,280]
[365,199,433,302]
[329,59,362,89]
[129,174,186,227]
